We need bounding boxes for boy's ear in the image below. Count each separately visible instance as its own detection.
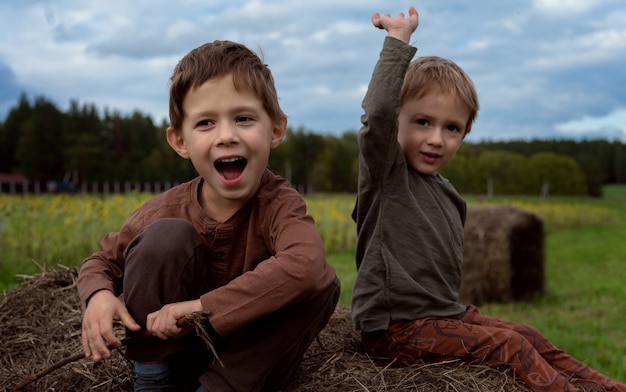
[270,115,288,149]
[166,127,190,159]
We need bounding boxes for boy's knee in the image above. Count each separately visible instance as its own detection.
[125,218,200,260]
[489,329,528,361]
[135,218,197,247]
[123,218,206,290]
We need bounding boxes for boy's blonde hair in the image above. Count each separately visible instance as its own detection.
[401,56,479,135]
[168,40,285,130]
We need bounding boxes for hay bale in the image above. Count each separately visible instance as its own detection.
[290,307,532,392]
[0,268,548,392]
[459,206,545,306]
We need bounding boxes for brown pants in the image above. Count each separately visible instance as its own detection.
[362,306,626,392]
[123,218,341,392]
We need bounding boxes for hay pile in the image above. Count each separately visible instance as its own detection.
[0,267,133,391]
[0,268,592,392]
[459,206,545,306]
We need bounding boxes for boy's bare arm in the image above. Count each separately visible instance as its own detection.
[371,6,419,43]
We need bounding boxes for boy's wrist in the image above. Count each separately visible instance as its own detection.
[387,31,412,44]
[385,35,414,49]
[382,36,417,56]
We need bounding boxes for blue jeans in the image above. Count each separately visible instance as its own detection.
[134,362,208,392]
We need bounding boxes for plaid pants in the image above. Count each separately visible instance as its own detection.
[361,306,626,392]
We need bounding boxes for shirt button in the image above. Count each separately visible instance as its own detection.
[208,230,216,238]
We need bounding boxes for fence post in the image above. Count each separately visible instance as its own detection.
[487,177,494,198]
[540,180,550,197]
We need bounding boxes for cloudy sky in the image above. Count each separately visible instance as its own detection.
[1,0,626,142]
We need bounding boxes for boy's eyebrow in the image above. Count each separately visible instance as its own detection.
[187,104,264,119]
[410,111,468,126]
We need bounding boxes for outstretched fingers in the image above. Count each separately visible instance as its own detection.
[407,6,419,27]
[371,6,419,43]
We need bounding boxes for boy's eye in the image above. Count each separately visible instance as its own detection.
[416,118,428,126]
[236,115,254,123]
[446,124,461,133]
[196,119,213,127]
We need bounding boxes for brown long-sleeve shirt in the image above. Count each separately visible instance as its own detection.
[78,169,337,336]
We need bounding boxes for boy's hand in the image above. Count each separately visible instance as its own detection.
[81,289,141,362]
[147,299,203,340]
[372,6,419,44]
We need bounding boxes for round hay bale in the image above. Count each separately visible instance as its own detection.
[459,206,545,306]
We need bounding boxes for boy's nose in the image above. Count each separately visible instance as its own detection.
[427,128,444,146]
[215,122,238,145]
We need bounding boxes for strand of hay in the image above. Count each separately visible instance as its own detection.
[0,268,600,392]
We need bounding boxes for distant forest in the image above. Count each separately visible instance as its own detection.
[1,94,625,197]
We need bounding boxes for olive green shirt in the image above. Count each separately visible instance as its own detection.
[352,37,467,333]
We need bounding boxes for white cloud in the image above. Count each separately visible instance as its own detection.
[556,109,626,140]
[311,21,368,43]
[580,28,626,50]
[532,0,603,14]
[165,20,198,41]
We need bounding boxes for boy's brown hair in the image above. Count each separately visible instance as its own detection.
[168,40,286,130]
[401,56,479,135]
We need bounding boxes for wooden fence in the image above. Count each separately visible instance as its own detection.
[0,180,180,195]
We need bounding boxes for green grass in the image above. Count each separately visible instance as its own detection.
[602,183,626,199]
[328,251,357,305]
[1,186,626,381]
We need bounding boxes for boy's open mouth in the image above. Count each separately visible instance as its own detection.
[215,157,247,180]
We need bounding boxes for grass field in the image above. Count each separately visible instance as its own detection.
[1,185,625,381]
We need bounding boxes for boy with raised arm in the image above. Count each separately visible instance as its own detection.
[351,6,626,392]
[78,40,340,392]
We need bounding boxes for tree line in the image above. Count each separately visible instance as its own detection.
[1,94,625,196]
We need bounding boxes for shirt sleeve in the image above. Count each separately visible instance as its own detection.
[77,216,141,310]
[359,36,417,185]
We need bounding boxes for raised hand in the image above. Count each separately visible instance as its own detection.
[371,6,419,44]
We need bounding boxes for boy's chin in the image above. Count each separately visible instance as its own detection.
[412,165,439,176]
